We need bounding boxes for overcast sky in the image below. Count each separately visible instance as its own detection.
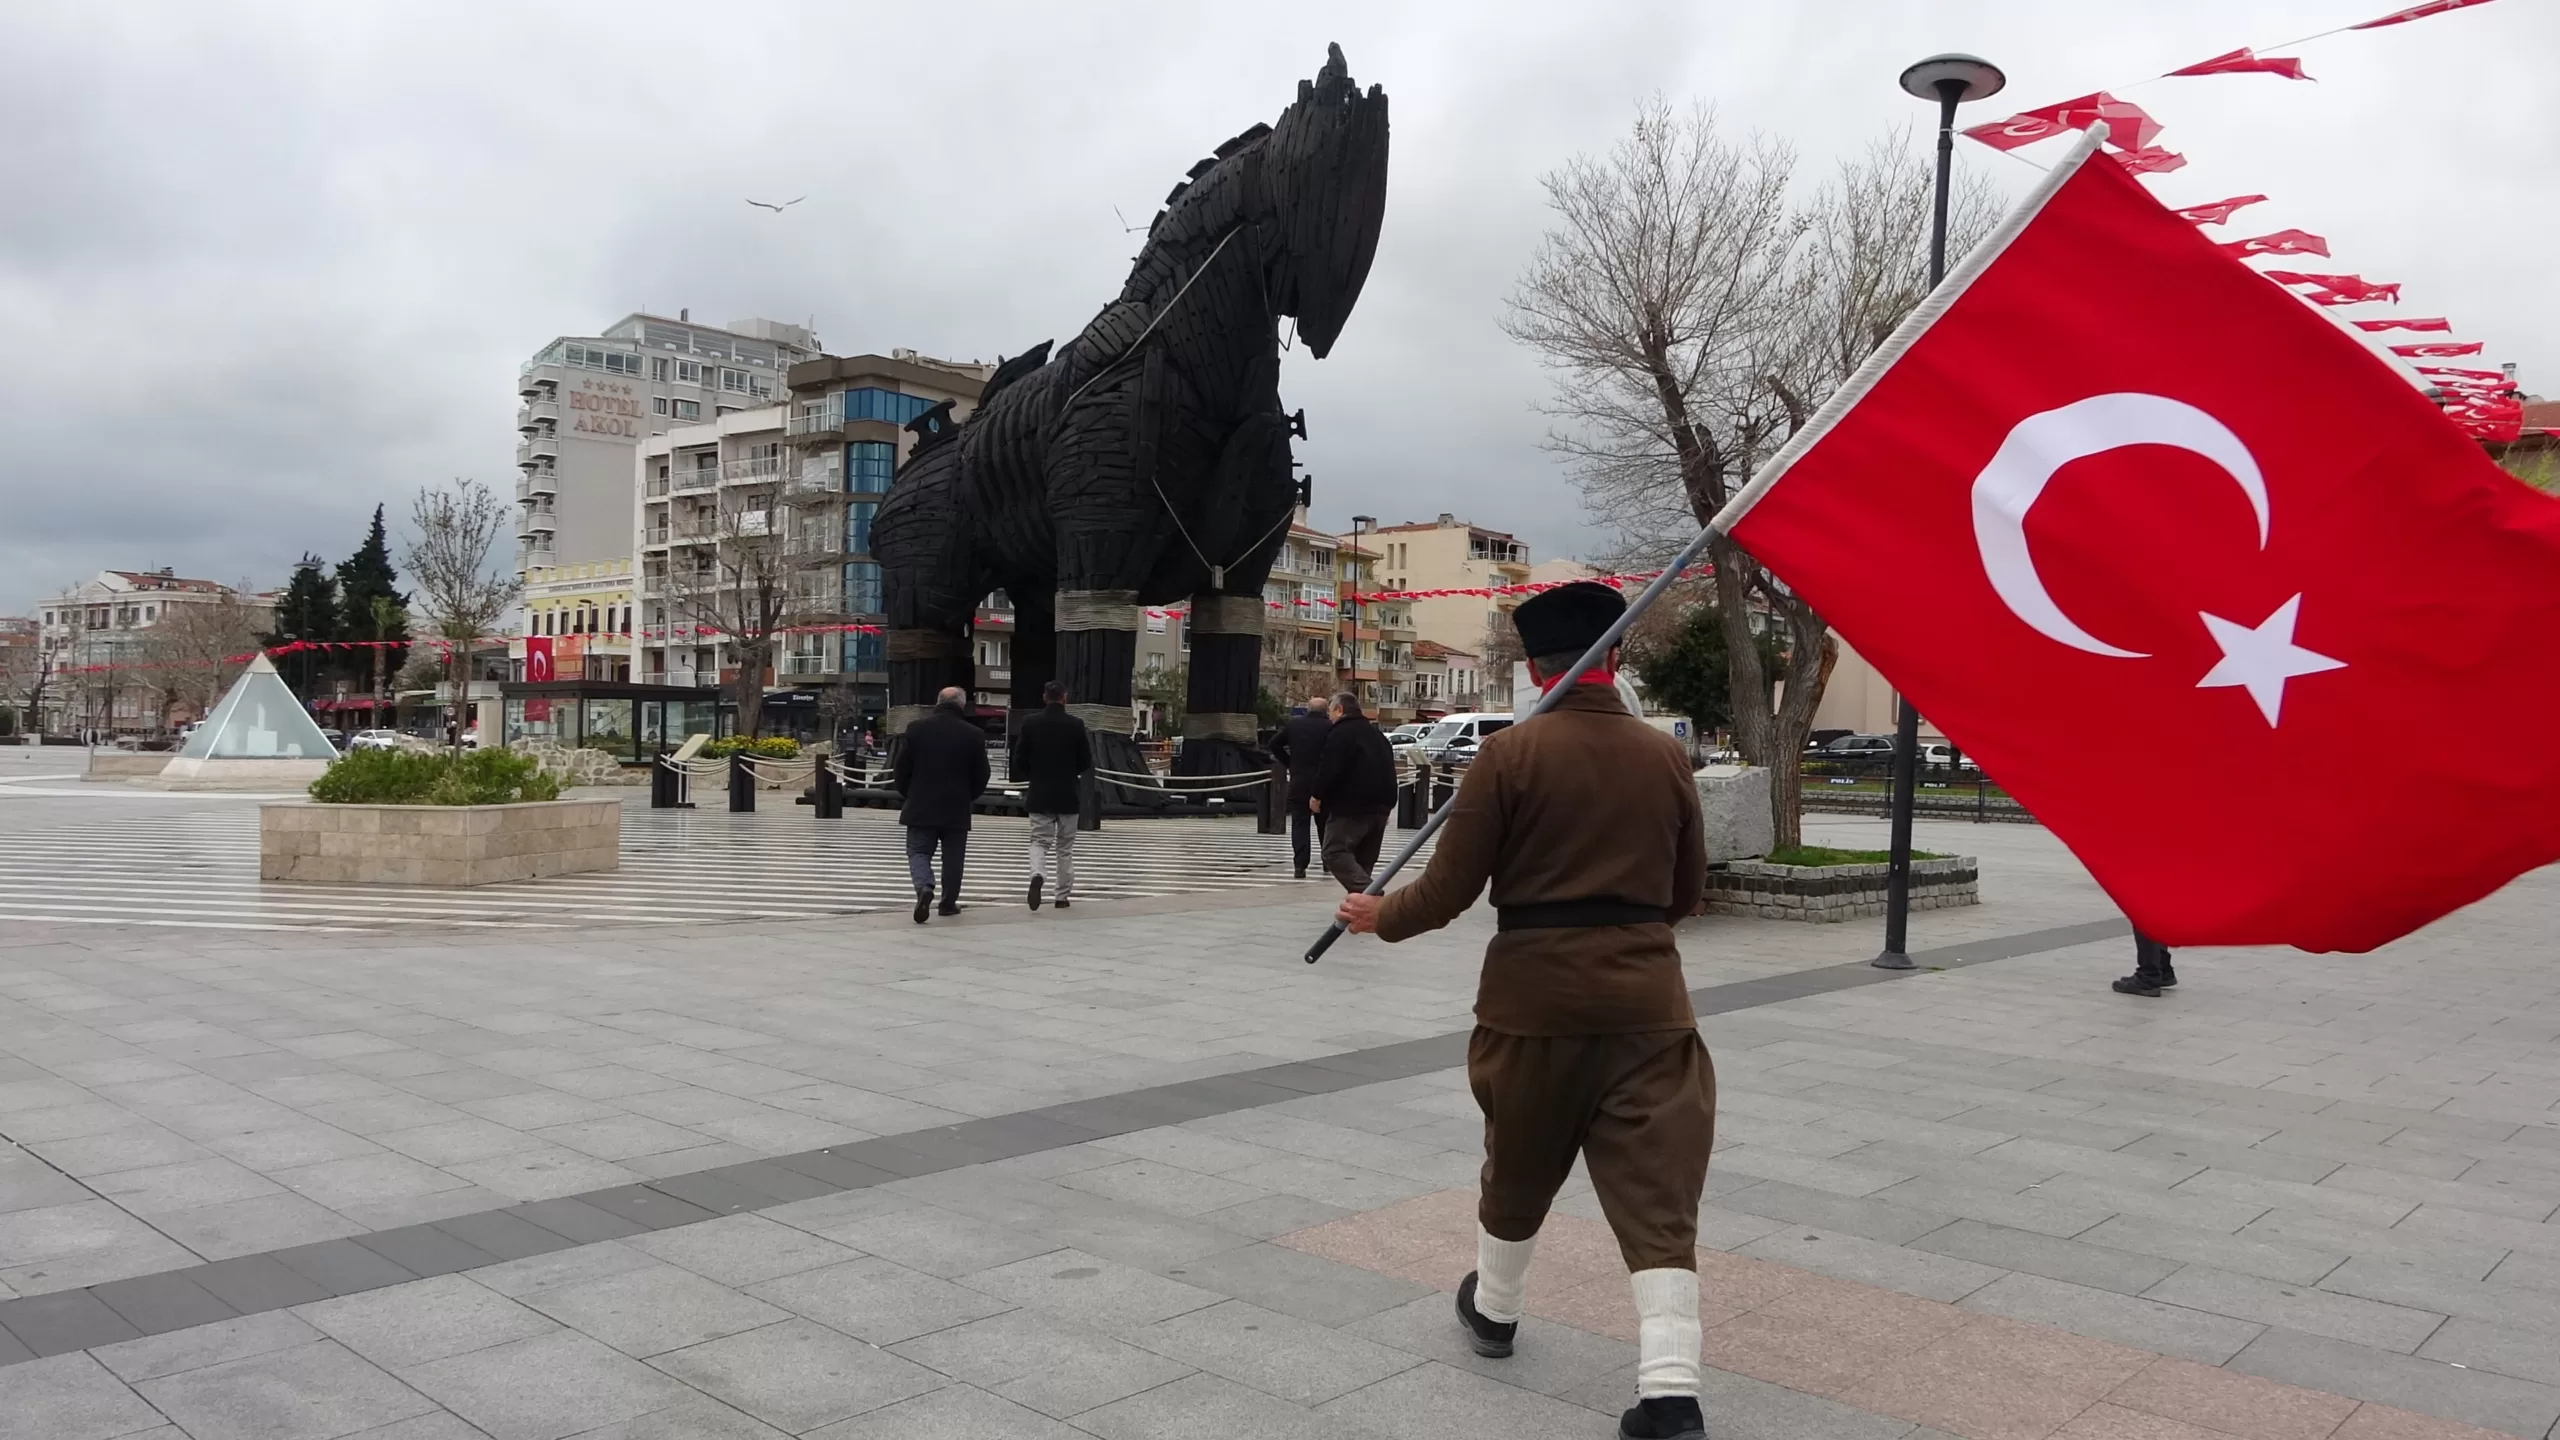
[4,0,2551,612]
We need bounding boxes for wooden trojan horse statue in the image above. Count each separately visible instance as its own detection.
[873,44,1389,784]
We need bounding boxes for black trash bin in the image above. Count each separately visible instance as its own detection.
[727,756,755,813]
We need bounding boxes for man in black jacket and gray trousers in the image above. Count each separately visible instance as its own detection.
[1268,695,1333,879]
[1309,691,1398,892]
[893,687,989,923]
[1010,680,1092,911]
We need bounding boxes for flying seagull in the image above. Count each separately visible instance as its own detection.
[745,196,805,213]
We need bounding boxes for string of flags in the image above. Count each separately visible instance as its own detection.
[1140,565,1715,621]
[1955,0,2548,446]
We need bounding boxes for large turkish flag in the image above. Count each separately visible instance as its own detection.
[1725,138,2560,951]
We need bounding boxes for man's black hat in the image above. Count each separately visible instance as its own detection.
[1512,580,1627,658]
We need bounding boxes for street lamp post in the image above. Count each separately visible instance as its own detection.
[1876,51,2005,972]
[1350,515,1376,702]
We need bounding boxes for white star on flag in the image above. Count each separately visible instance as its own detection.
[2195,594,2346,726]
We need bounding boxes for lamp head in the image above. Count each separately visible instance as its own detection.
[1900,53,2005,104]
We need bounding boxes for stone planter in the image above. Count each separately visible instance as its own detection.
[1694,765,1775,862]
[1704,855,1977,922]
[260,798,620,886]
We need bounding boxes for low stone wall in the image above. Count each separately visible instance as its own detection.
[260,798,620,886]
[85,752,171,780]
[1704,855,1978,922]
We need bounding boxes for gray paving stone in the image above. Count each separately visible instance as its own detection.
[297,1274,557,1370]
[572,1184,717,1231]
[2115,1131,2344,1184]
[624,1213,858,1288]
[271,1237,416,1297]
[1866,1174,2118,1239]
[1736,1224,2004,1302]
[2319,1256,2560,1333]
[802,1382,1087,1439]
[135,1338,437,1440]
[1908,1218,2180,1295]
[538,1392,785,1438]
[87,1157,281,1216]
[2173,1169,2421,1230]
[1073,1370,1359,1440]
[516,1261,786,1358]
[430,1211,575,1264]
[1714,1180,1956,1246]
[2143,1262,2447,1352]
[959,1247,1223,1329]
[886,1308,1185,1399]
[1316,1358,1612,1440]
[1347,1292,1632,1396]
[88,1269,236,1336]
[1125,1297,1420,1405]
[2075,1212,2348,1286]
[464,1240,661,1299]
[94,1310,323,1383]
[2028,1173,2269,1234]
[502,1197,645,1245]
[2419,1316,2560,1388]
[399,1329,697,1440]
[647,1317,939,1432]
[2238,1208,2505,1280]
[0,1351,168,1440]
[147,1191,362,1261]
[1158,1241,1433,1326]
[1057,1158,1274,1215]
[1217,1154,1435,1212]
[352,1224,500,1280]
[1959,1270,2266,1364]
[1198,1192,1352,1241]
[0,1286,143,1355]
[2230,1325,2560,1438]
[182,1255,331,1314]
[815,1205,1056,1278]
[747,1255,1012,1345]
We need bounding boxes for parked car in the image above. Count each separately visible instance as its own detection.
[1383,723,1429,761]
[1418,712,1514,761]
[1920,742,1981,772]
[346,729,407,752]
[1816,733,1897,762]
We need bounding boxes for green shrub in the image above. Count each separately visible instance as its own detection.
[701,735,799,759]
[309,746,561,805]
[1764,844,1944,867]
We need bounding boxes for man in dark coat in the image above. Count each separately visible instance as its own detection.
[1009,679,1092,911]
[1308,691,1397,891]
[1336,582,1713,1440]
[1268,694,1335,879]
[893,686,989,923]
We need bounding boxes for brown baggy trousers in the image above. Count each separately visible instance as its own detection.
[1469,1027,1717,1272]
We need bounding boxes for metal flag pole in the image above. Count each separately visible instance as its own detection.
[1874,51,2006,972]
[1303,534,1718,963]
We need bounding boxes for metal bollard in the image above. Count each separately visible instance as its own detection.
[813,758,843,819]
[1431,766,1456,812]
[1256,762,1284,835]
[1398,763,1426,829]
[727,756,755,813]
[1076,770,1102,832]
[650,753,678,809]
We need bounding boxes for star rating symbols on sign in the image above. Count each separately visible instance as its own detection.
[2195,595,2346,726]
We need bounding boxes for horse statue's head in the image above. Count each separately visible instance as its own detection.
[1254,44,1389,358]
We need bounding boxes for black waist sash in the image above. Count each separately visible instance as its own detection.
[1495,899,1669,932]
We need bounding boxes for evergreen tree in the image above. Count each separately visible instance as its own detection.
[334,505,410,697]
[265,555,341,699]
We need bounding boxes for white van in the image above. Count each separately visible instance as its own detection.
[1419,712,1514,760]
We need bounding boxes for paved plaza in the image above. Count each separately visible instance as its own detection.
[0,750,2557,1438]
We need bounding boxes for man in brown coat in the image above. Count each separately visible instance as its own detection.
[1337,581,1713,1440]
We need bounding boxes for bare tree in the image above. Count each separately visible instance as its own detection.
[664,482,798,738]
[403,480,519,749]
[1505,103,1993,845]
[134,592,267,732]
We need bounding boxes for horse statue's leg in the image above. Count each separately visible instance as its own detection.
[873,435,983,746]
[1177,408,1297,778]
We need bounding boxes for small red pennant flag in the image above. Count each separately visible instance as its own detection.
[2216,229,2330,259]
[2113,146,2189,176]
[2390,342,2487,358]
[1964,93,2164,152]
[2176,195,2270,226]
[2168,48,2313,80]
[2351,0,2499,27]
[2351,318,2453,333]
[2417,366,2507,381]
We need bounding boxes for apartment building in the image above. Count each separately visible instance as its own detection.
[1367,514,1534,708]
[515,313,823,580]
[36,570,275,737]
[630,351,990,733]
[1409,640,1482,717]
[518,559,634,683]
[1332,529,1415,724]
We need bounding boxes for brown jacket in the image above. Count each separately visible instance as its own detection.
[1377,683,1706,1036]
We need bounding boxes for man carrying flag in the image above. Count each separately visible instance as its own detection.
[1336,581,1714,1440]
[1713,126,2560,951]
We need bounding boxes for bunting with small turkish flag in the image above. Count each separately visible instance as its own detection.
[2215,229,2329,259]
[2390,341,2486,358]
[1963,93,2163,152]
[2264,270,2404,305]
[2352,0,2499,28]
[2168,48,2312,80]
[2417,366,2506,381]
[1713,130,2560,951]
[2175,196,2268,226]
[2352,317,2452,333]
[2111,147,2189,176]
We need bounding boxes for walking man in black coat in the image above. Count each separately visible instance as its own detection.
[893,687,989,923]
[1268,694,1334,879]
[1010,680,1092,911]
[1309,691,1398,891]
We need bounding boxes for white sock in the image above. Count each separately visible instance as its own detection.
[1631,1267,1701,1399]
[1474,1227,1535,1323]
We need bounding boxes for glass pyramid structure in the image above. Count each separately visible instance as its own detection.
[175,654,338,761]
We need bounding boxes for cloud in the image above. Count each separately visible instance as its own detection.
[4,0,2551,611]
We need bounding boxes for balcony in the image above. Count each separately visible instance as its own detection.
[516,436,560,468]
[640,526,670,548]
[783,468,841,501]
[515,470,557,500]
[519,542,557,566]
[639,573,666,598]
[783,529,841,560]
[523,506,557,532]
[668,516,717,543]
[722,455,785,486]
[516,400,560,433]
[518,365,561,399]
[670,467,718,494]
[781,654,835,677]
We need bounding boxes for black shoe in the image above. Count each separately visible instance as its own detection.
[2158,966,2178,988]
[1619,1396,1705,1440]
[1454,1272,1515,1358]
[1054,898,1070,909]
[2112,974,2161,997]
[1293,864,1307,879]
[913,889,932,924]
[938,903,961,917]
[1028,874,1043,911]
